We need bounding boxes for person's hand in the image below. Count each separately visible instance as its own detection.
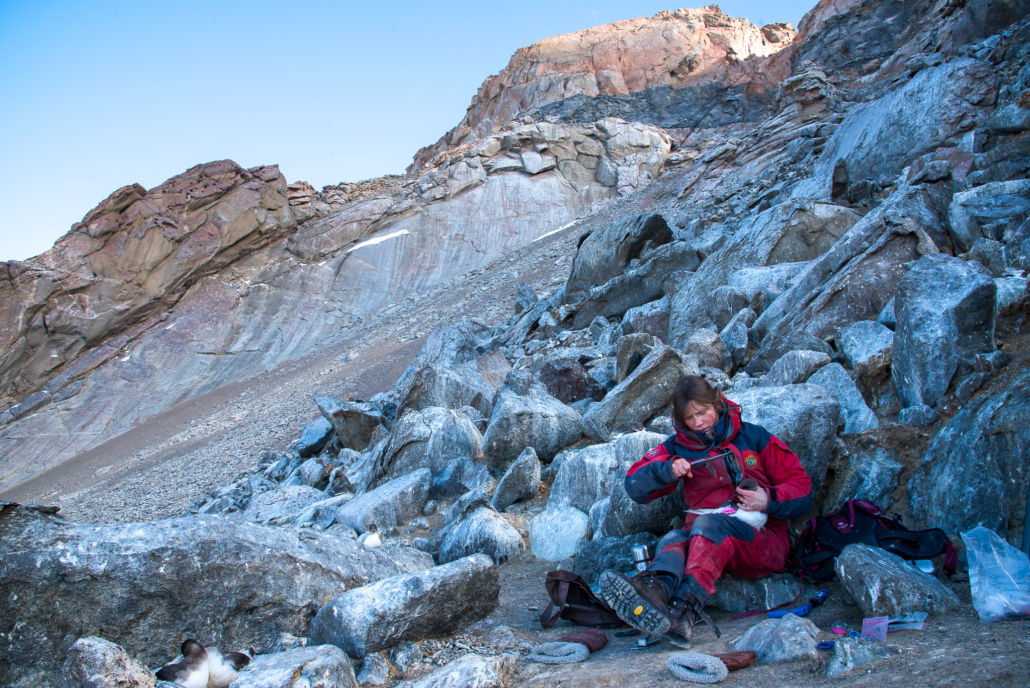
[736,485,768,512]
[670,458,693,480]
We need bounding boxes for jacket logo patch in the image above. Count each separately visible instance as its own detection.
[743,451,759,467]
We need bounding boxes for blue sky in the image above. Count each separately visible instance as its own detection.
[0,1,814,261]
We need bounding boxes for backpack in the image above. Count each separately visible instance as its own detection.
[538,570,623,628]
[792,499,957,581]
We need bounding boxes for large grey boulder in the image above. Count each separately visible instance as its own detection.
[622,296,670,341]
[530,505,592,561]
[535,357,605,404]
[572,533,659,586]
[308,555,500,658]
[601,432,686,538]
[734,613,820,664]
[835,544,960,617]
[753,185,951,350]
[438,507,525,565]
[669,201,860,347]
[242,485,330,524]
[295,417,336,458]
[396,351,511,420]
[233,645,358,688]
[892,253,996,409]
[684,329,732,373]
[709,574,804,614]
[746,331,833,376]
[730,385,840,495]
[370,407,483,497]
[315,398,384,452]
[807,363,878,435]
[719,308,756,368]
[838,321,894,369]
[908,368,1030,539]
[60,637,155,688]
[356,653,390,686]
[491,447,541,511]
[826,636,898,679]
[824,448,903,514]
[548,443,621,513]
[416,320,498,366]
[0,505,422,688]
[762,350,830,387]
[565,213,673,303]
[571,241,701,328]
[581,342,696,441]
[395,654,518,688]
[615,333,656,383]
[482,386,582,470]
[335,469,431,535]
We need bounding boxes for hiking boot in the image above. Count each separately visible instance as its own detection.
[598,570,671,636]
[665,594,722,648]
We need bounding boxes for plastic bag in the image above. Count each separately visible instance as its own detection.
[860,616,889,640]
[961,526,1030,623]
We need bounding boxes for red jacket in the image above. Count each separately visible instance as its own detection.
[625,397,812,539]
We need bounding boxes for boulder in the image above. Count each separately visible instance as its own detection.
[438,507,526,565]
[372,407,484,497]
[892,254,996,409]
[315,398,384,452]
[834,544,960,617]
[571,533,658,586]
[684,329,732,372]
[826,637,899,679]
[806,363,878,435]
[536,358,605,404]
[718,308,756,368]
[615,333,656,383]
[763,350,830,387]
[824,448,903,514]
[299,458,331,490]
[601,432,686,538]
[571,242,701,328]
[396,357,506,420]
[908,368,1030,539]
[0,505,421,687]
[530,506,592,561]
[548,443,621,514]
[395,654,518,688]
[335,469,431,534]
[243,485,327,523]
[356,653,390,686]
[838,321,893,369]
[431,459,491,501]
[482,386,582,470]
[491,447,541,511]
[388,641,423,675]
[747,331,833,376]
[622,296,670,341]
[270,494,351,528]
[308,555,500,658]
[295,417,336,458]
[565,213,673,303]
[734,613,820,664]
[707,286,750,331]
[60,637,155,688]
[709,573,804,614]
[729,385,840,495]
[581,342,695,441]
[233,645,358,688]
[444,484,496,526]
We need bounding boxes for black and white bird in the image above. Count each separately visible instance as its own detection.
[204,645,251,688]
[358,522,382,548]
[155,639,209,688]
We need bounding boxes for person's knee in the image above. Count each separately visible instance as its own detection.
[656,528,690,551]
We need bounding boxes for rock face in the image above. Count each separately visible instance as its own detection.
[834,544,961,617]
[892,254,996,410]
[308,555,500,658]
[0,504,422,688]
[233,645,359,688]
[908,369,1030,538]
[60,637,156,688]
[409,6,795,170]
[565,213,673,302]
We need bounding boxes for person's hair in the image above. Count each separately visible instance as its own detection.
[672,375,724,427]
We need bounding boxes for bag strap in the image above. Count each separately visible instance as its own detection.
[539,579,570,628]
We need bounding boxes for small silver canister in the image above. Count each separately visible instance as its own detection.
[631,545,652,572]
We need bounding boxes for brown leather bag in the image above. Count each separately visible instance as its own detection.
[539,570,622,628]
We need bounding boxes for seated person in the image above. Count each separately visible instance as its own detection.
[600,375,812,647]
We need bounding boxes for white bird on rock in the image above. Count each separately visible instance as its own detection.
[358,522,382,548]
[155,640,208,688]
[204,645,251,688]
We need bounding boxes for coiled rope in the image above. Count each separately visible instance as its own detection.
[527,641,590,664]
[666,652,729,683]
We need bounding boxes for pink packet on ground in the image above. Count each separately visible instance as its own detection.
[860,616,889,641]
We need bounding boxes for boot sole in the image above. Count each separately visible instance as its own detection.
[665,628,692,649]
[599,571,671,636]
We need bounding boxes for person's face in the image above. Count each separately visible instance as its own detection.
[682,401,719,433]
